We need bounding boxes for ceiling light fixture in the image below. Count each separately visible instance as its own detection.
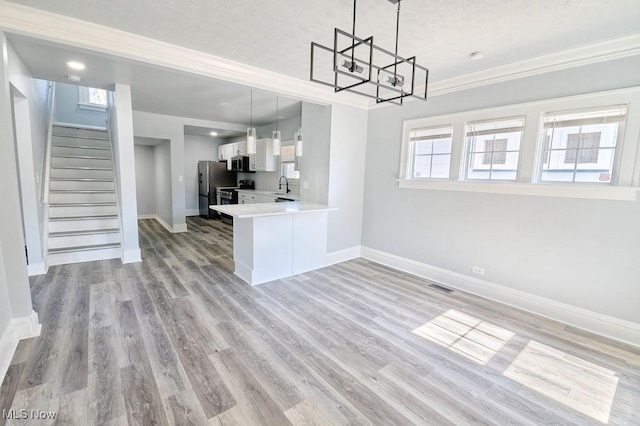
[273,96,281,155]
[310,0,429,105]
[220,102,232,108]
[67,61,85,70]
[247,90,257,155]
[470,51,484,60]
[210,131,218,136]
[295,102,303,158]
[66,74,82,82]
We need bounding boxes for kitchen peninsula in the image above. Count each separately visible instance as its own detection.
[211,202,337,285]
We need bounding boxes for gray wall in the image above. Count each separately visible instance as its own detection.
[154,140,173,226]
[134,144,156,216]
[184,134,223,213]
[54,82,107,128]
[0,246,12,337]
[300,102,331,204]
[363,54,640,324]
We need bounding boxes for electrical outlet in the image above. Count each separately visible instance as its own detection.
[178,175,183,182]
[303,181,309,190]
[472,266,485,276]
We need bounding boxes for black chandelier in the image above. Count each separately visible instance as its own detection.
[310,0,429,105]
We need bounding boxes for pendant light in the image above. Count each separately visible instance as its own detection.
[272,96,281,155]
[247,90,257,154]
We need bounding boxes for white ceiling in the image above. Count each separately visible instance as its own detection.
[6,0,640,83]
[8,35,302,126]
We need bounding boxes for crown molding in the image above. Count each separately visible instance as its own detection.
[2,2,639,112]
[0,1,369,109]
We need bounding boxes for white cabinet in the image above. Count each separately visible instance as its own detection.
[218,142,247,161]
[254,138,277,172]
[237,191,277,204]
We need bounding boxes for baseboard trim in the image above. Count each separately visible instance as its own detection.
[27,262,47,276]
[1,310,42,385]
[185,209,200,217]
[138,215,187,234]
[121,248,142,264]
[173,223,188,233]
[325,245,361,267]
[137,214,156,220]
[361,246,640,348]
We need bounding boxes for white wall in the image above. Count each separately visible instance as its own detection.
[109,84,140,263]
[154,140,172,227]
[362,55,640,328]
[184,134,223,214]
[134,144,156,216]
[6,42,48,273]
[54,82,107,128]
[300,103,331,204]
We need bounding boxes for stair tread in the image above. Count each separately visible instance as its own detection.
[50,189,115,193]
[53,124,107,131]
[52,144,111,151]
[50,228,120,237]
[49,215,118,221]
[50,202,116,206]
[50,178,114,182]
[51,166,113,170]
[52,134,109,141]
[48,242,120,254]
[52,155,112,160]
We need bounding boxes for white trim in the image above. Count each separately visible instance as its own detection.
[153,215,173,233]
[397,179,639,201]
[0,324,18,387]
[53,121,107,131]
[0,310,42,385]
[121,248,141,264]
[325,246,362,267]
[27,262,47,276]
[137,214,156,220]
[78,102,107,112]
[47,246,121,266]
[361,247,640,348]
[185,209,200,216]
[173,223,188,233]
[138,214,188,234]
[2,2,639,110]
[12,310,42,340]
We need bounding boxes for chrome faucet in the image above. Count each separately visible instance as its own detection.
[278,176,291,193]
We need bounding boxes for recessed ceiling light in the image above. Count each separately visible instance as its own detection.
[469,51,484,60]
[220,102,231,108]
[210,131,218,136]
[66,75,82,82]
[67,61,85,70]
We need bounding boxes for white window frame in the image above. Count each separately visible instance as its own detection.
[398,87,640,201]
[280,142,300,181]
[78,86,107,111]
[406,124,454,180]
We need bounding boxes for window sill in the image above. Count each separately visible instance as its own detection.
[78,103,107,112]
[397,179,639,201]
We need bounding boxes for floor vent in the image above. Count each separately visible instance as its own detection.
[428,283,454,293]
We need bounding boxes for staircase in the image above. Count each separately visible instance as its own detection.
[46,124,121,266]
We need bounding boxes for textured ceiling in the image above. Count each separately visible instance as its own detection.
[7,0,640,82]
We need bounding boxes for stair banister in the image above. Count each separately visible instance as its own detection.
[42,82,56,204]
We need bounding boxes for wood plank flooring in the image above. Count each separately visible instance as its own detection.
[1,216,639,425]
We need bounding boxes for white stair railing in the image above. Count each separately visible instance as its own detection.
[42,82,56,204]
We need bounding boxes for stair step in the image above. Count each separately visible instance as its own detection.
[53,144,110,151]
[50,190,115,194]
[52,154,112,160]
[49,216,119,233]
[48,231,120,249]
[49,214,118,221]
[48,242,120,254]
[50,202,116,207]
[51,178,114,182]
[52,134,109,141]
[51,166,113,170]
[49,228,120,237]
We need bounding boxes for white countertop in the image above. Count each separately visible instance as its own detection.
[236,189,300,201]
[211,202,336,218]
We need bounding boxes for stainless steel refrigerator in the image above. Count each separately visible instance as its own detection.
[198,161,237,218]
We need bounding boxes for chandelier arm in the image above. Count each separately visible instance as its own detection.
[394,0,401,79]
[350,0,357,68]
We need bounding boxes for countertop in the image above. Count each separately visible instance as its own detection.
[210,202,336,218]
[236,189,300,201]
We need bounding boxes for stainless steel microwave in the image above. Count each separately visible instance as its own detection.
[230,155,255,173]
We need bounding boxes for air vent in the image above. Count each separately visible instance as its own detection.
[428,283,454,293]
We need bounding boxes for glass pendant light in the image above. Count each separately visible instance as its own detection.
[295,103,303,157]
[247,90,257,154]
[272,96,281,155]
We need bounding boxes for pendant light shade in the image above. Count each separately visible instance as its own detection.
[247,90,257,154]
[295,128,303,157]
[272,96,281,155]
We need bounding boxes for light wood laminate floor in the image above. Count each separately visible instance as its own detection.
[1,217,639,425]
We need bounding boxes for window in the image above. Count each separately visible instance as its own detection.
[78,86,107,110]
[465,117,524,181]
[280,144,300,180]
[539,106,626,183]
[407,125,453,179]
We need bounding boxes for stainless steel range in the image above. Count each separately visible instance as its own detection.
[216,188,238,225]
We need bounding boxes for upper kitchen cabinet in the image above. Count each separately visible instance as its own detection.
[254,138,277,172]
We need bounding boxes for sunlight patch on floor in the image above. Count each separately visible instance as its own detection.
[412,309,514,365]
[504,340,618,423]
